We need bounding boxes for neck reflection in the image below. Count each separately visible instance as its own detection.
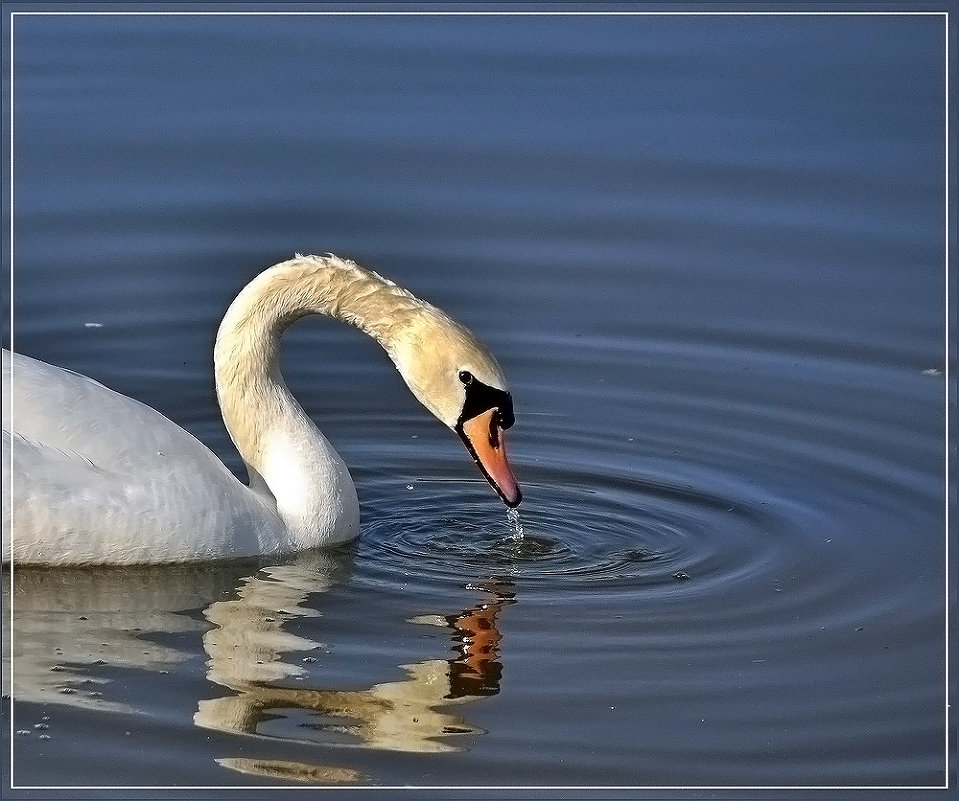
[195,566,516,760]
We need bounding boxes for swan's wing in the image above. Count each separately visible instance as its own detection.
[3,349,208,471]
[2,350,282,564]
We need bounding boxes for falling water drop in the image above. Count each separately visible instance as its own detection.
[506,507,524,540]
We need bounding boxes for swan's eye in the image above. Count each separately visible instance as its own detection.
[458,370,474,385]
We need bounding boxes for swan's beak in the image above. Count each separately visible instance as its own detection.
[458,408,522,508]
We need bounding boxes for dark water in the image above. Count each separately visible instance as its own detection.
[2,11,950,793]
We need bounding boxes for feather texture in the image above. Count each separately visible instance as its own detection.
[2,254,513,565]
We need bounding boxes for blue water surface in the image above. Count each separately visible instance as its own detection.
[2,10,949,792]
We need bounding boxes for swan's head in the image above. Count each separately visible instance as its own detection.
[387,309,522,508]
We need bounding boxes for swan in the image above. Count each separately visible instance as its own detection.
[1,254,521,566]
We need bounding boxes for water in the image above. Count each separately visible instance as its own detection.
[2,10,949,791]
[505,507,523,540]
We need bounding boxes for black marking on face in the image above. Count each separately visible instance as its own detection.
[455,375,515,431]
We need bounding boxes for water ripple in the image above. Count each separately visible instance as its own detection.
[356,460,791,603]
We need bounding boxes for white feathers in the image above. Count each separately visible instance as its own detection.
[3,254,506,565]
[3,349,285,565]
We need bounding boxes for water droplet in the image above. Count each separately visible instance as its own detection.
[506,507,524,540]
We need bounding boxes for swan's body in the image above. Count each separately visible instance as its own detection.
[2,254,520,566]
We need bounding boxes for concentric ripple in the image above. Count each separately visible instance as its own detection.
[350,333,944,661]
[354,454,792,603]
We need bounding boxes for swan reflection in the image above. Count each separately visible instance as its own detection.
[3,563,239,714]
[196,568,514,757]
[4,551,513,783]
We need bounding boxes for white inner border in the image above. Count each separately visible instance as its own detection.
[4,6,951,794]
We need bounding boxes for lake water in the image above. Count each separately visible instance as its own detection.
[1,10,950,794]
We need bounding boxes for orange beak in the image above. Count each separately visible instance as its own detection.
[458,408,522,508]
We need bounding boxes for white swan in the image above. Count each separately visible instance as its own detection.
[1,254,521,566]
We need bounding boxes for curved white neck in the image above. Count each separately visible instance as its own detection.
[212,255,420,545]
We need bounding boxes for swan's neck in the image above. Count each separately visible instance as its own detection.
[212,255,420,544]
